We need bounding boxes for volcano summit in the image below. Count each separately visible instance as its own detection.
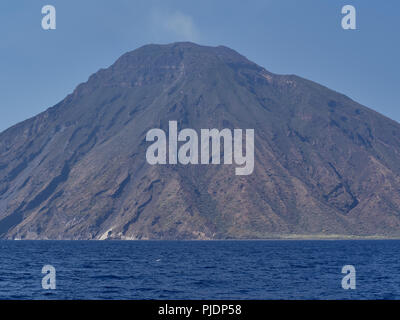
[1,42,400,240]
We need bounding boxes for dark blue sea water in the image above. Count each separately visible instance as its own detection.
[0,240,399,300]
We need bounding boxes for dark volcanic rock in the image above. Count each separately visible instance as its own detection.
[1,42,400,239]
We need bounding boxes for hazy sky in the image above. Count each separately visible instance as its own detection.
[0,0,399,132]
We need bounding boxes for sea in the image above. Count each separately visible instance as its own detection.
[0,240,399,300]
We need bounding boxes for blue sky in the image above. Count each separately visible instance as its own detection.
[0,0,399,132]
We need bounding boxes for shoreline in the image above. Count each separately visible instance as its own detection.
[2,235,400,241]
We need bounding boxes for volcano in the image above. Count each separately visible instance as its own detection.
[1,42,400,240]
